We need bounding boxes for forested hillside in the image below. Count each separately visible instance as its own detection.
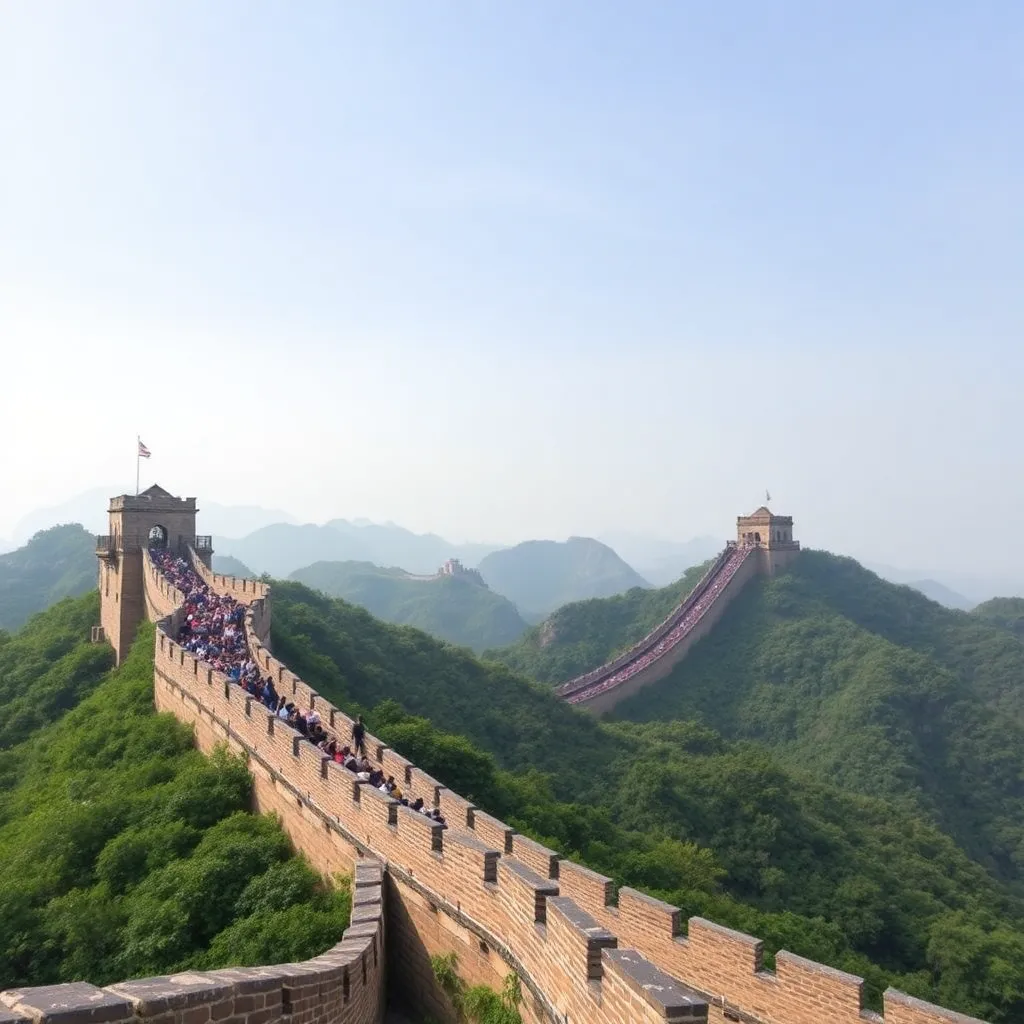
[273,581,1024,1023]
[477,537,650,617]
[487,559,712,682]
[289,560,527,651]
[0,524,95,630]
[611,551,1024,899]
[972,596,1024,638]
[0,595,349,990]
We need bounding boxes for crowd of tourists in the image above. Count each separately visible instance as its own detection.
[149,547,447,826]
[566,544,752,704]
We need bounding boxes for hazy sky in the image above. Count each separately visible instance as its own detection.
[2,2,1021,576]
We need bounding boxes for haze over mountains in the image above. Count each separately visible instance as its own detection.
[3,489,1022,645]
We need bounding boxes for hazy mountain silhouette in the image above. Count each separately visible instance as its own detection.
[211,554,257,578]
[217,521,503,578]
[11,487,297,544]
[477,537,651,617]
[905,579,975,611]
[599,531,722,586]
[289,560,527,651]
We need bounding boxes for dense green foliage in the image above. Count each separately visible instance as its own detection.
[290,560,527,651]
[477,537,650,618]
[0,593,113,749]
[611,551,1024,895]
[487,560,711,683]
[972,597,1024,638]
[0,597,349,990]
[0,524,96,631]
[273,581,1024,1022]
[428,952,522,1024]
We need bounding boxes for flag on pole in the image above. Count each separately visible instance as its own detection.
[138,440,152,459]
[765,489,771,504]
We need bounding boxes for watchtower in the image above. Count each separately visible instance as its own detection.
[94,484,213,664]
[736,506,800,575]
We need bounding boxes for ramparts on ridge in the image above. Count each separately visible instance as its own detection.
[144,546,988,1024]
[5,493,990,1024]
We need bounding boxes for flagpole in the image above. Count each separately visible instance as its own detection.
[136,435,140,495]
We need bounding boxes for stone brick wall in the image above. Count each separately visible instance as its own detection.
[13,548,988,1024]
[159,564,984,1024]
[0,857,386,1024]
[578,545,761,715]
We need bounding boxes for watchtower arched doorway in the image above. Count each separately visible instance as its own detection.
[148,525,168,549]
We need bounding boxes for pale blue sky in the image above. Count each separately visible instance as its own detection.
[1,2,1021,579]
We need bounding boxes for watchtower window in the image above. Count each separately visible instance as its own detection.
[148,525,169,549]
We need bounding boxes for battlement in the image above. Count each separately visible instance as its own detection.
[136,553,985,1024]
[0,861,385,1024]
[59,493,995,1024]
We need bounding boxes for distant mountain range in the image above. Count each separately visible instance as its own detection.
[288,561,527,651]
[8,486,297,544]
[476,537,651,618]
[215,520,503,578]
[211,555,256,579]
[597,531,722,587]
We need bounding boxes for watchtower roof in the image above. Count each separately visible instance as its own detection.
[108,484,197,512]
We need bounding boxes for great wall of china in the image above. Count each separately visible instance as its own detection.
[0,488,989,1024]
[558,507,799,713]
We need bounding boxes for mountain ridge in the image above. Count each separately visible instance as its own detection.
[477,536,651,617]
[288,559,527,651]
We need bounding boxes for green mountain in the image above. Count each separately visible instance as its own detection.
[211,554,256,578]
[607,551,1024,896]
[0,594,349,990]
[0,524,96,631]
[971,597,1024,638]
[477,537,651,618]
[288,560,527,651]
[273,580,1024,1022]
[486,560,712,683]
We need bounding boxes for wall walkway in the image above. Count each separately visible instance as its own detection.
[1,554,991,1024]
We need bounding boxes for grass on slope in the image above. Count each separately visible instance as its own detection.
[486,560,712,684]
[272,580,1024,1023]
[0,595,349,990]
[0,524,96,631]
[611,550,1024,896]
[289,560,527,651]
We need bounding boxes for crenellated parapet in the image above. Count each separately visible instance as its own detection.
[66,488,991,1024]
[0,860,385,1024]
[153,554,983,1024]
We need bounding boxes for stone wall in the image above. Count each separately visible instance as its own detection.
[0,860,386,1024]
[4,550,989,1024]
[578,545,761,715]
[195,568,986,1024]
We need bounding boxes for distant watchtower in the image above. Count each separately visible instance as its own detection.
[94,484,213,664]
[736,506,800,575]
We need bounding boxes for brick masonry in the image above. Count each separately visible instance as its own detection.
[44,502,993,1024]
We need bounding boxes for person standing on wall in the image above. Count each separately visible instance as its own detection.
[352,714,367,757]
